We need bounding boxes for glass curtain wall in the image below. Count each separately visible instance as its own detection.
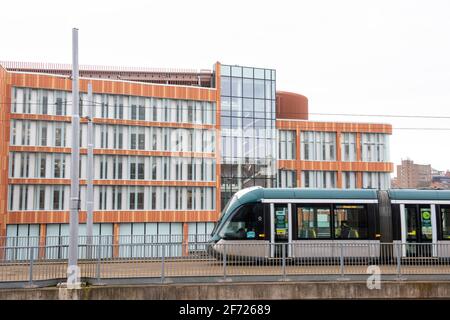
[220,64,277,209]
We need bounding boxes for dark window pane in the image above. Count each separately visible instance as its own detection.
[334,205,368,239]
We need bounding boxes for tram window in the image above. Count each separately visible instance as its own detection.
[297,206,331,239]
[405,207,418,241]
[441,206,450,240]
[218,203,265,240]
[334,205,368,239]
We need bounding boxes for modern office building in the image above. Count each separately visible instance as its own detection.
[0,61,393,256]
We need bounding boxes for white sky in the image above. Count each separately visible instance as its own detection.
[1,0,450,174]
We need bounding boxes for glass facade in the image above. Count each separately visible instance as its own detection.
[220,64,277,209]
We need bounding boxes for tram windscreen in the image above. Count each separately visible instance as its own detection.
[218,203,265,240]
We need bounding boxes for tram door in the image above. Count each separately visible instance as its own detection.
[404,205,434,257]
[270,203,292,258]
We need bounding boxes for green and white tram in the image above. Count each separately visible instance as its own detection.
[208,187,450,259]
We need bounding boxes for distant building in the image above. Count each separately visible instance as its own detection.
[394,159,431,188]
[431,171,450,190]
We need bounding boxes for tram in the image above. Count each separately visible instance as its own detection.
[208,187,450,259]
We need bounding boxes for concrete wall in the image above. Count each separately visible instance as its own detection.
[2,281,450,300]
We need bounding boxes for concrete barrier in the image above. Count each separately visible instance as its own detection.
[1,281,450,300]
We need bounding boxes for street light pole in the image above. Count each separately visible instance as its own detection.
[86,82,94,259]
[67,27,81,288]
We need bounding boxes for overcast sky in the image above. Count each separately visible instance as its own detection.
[1,0,449,174]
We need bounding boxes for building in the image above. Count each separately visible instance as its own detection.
[0,61,393,255]
[394,159,432,189]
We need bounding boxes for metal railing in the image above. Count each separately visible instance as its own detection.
[1,242,450,288]
[0,234,211,261]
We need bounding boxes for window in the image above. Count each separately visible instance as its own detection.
[98,187,107,210]
[278,130,296,159]
[151,189,157,210]
[54,124,65,147]
[302,171,336,188]
[254,79,265,99]
[21,121,31,146]
[151,162,157,180]
[130,127,146,150]
[129,188,144,210]
[39,156,46,178]
[138,99,145,120]
[341,133,356,161]
[11,121,17,145]
[41,93,48,115]
[55,92,66,115]
[130,98,138,120]
[38,186,46,210]
[301,131,336,161]
[99,156,108,179]
[342,172,356,189]
[243,78,253,98]
[221,77,231,96]
[19,185,29,210]
[441,206,450,240]
[112,187,122,210]
[278,170,297,188]
[19,153,30,178]
[297,206,331,239]
[100,125,108,148]
[218,203,265,240]
[113,126,123,149]
[53,155,65,178]
[231,78,242,97]
[40,125,48,146]
[114,96,124,119]
[53,186,64,210]
[361,133,389,162]
[130,158,145,180]
[334,205,368,239]
[113,157,123,179]
[362,172,390,189]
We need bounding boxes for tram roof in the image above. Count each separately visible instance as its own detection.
[388,189,450,201]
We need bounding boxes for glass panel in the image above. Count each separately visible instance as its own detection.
[274,204,288,241]
[231,77,242,97]
[406,207,418,241]
[254,80,265,99]
[334,205,368,239]
[242,67,253,78]
[221,76,231,96]
[297,206,331,239]
[254,68,265,79]
[220,65,230,76]
[231,66,242,77]
[441,206,450,239]
[243,78,253,98]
